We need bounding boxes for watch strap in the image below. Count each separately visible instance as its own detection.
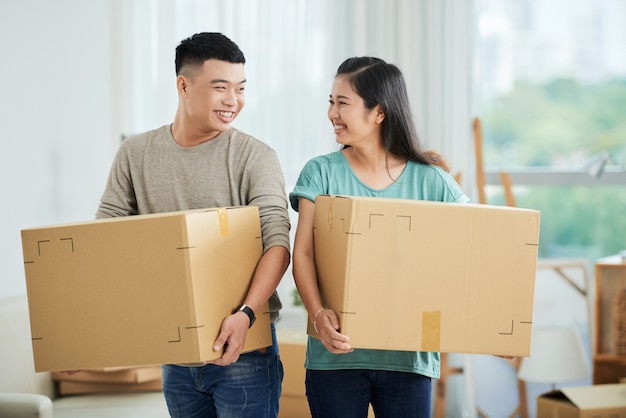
[234,304,256,328]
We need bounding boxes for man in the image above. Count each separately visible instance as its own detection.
[96,32,291,418]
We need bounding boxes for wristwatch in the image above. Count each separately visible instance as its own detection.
[234,304,256,328]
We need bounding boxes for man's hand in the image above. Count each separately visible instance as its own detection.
[207,311,250,366]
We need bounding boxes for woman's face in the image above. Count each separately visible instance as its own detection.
[328,75,383,147]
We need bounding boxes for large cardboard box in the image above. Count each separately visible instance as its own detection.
[21,207,271,372]
[537,384,626,417]
[311,195,540,357]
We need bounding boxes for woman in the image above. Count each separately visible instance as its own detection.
[289,57,469,418]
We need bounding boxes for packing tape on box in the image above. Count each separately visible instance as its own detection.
[327,197,334,228]
[422,311,441,352]
[217,208,230,237]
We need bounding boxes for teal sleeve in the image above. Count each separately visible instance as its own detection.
[289,158,326,212]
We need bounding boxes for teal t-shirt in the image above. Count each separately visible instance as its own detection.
[289,151,469,379]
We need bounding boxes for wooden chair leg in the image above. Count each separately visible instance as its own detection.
[499,171,517,207]
[473,117,487,205]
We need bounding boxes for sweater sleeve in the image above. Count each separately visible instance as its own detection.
[95,140,139,219]
[245,146,291,252]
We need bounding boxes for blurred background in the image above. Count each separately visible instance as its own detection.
[2,1,625,416]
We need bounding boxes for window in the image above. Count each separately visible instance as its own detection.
[473,4,625,416]
[475,0,626,259]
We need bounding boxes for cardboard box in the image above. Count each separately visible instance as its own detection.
[51,366,162,384]
[57,379,162,395]
[279,396,311,418]
[310,195,540,356]
[537,384,626,417]
[277,329,308,398]
[276,328,373,418]
[22,207,271,372]
[277,330,310,418]
[52,366,163,395]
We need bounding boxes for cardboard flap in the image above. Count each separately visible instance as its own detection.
[561,384,626,409]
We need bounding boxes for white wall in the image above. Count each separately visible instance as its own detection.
[0,0,119,297]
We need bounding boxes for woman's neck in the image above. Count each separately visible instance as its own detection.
[342,146,407,189]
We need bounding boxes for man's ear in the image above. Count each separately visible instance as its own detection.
[177,75,188,95]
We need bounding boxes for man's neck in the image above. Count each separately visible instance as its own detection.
[170,120,224,146]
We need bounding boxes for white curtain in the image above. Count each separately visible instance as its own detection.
[113,0,476,197]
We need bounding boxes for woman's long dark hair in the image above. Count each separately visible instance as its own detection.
[336,57,449,172]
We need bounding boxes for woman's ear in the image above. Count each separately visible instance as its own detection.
[375,105,385,124]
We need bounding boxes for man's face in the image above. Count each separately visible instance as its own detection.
[179,59,246,136]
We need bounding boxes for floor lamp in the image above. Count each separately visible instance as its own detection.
[518,327,590,391]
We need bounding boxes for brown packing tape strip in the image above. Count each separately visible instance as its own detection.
[327,196,334,228]
[422,311,441,352]
[217,208,230,237]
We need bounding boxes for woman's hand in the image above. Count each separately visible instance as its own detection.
[314,309,353,354]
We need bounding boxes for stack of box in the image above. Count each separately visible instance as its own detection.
[51,366,162,395]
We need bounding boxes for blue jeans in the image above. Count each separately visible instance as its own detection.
[305,369,431,418]
[161,323,283,418]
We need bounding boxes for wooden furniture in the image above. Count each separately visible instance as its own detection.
[469,117,528,418]
[499,172,517,207]
[473,117,487,205]
[593,254,626,384]
[536,258,592,324]
[473,117,517,207]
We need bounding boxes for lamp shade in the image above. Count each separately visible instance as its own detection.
[518,327,590,385]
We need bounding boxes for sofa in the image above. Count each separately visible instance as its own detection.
[0,294,170,418]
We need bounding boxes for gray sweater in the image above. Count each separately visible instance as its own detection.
[96,124,291,318]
